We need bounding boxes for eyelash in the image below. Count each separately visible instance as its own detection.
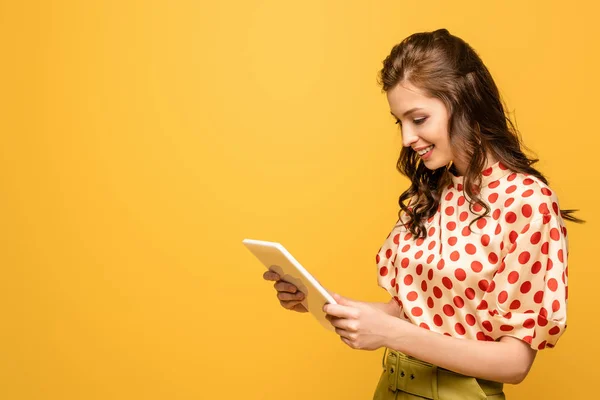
[395,117,427,126]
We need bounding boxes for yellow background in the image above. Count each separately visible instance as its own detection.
[1,1,598,399]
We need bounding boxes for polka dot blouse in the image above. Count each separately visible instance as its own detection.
[376,161,568,350]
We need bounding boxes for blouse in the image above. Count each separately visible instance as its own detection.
[376,161,568,350]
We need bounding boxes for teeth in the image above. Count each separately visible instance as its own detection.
[417,145,434,156]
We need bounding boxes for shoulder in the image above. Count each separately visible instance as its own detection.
[489,170,562,222]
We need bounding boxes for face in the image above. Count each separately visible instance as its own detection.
[387,80,466,174]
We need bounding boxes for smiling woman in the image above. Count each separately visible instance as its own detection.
[264,28,584,400]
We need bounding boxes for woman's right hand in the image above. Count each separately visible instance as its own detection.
[263,270,308,313]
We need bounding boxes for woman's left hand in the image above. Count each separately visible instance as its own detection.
[323,293,395,351]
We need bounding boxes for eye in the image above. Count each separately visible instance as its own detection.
[395,119,402,126]
[414,117,427,125]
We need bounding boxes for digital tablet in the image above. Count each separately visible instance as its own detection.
[242,238,337,332]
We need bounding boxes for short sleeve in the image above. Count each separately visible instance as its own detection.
[476,213,568,350]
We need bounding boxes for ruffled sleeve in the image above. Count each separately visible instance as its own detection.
[476,212,568,350]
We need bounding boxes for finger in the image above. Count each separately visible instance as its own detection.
[263,271,280,281]
[277,291,305,301]
[323,304,359,319]
[280,299,303,310]
[335,327,355,340]
[328,317,357,331]
[291,303,308,313]
[274,281,298,293]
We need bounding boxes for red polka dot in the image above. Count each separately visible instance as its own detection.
[401,244,410,253]
[510,300,521,310]
[471,261,483,273]
[493,209,501,220]
[522,189,534,197]
[455,323,466,335]
[488,193,499,203]
[457,184,463,191]
[539,203,550,214]
[523,319,535,329]
[415,250,424,260]
[478,279,490,291]
[433,286,443,298]
[488,252,498,264]
[375,254,380,264]
[482,321,493,332]
[473,203,483,213]
[390,278,396,287]
[450,251,460,261]
[411,307,423,316]
[427,254,435,263]
[462,226,471,236]
[549,326,561,335]
[437,259,445,270]
[465,288,476,300]
[465,244,477,255]
[419,322,430,330]
[541,242,549,255]
[552,300,560,312]
[466,314,476,326]
[500,325,514,332]
[476,219,487,230]
[553,202,559,215]
[506,185,517,194]
[455,268,467,281]
[534,291,544,304]
[428,241,436,251]
[476,332,487,341]
[558,249,564,263]
[522,204,532,218]
[538,341,547,350]
[401,258,410,268]
[497,262,506,274]
[517,252,531,267]
[433,314,443,326]
[385,249,393,258]
[548,278,558,292]
[445,206,454,216]
[550,228,560,241]
[495,224,502,235]
[508,173,517,181]
[530,232,542,245]
[447,221,456,231]
[460,211,468,222]
[443,304,455,316]
[458,196,466,206]
[505,198,515,207]
[379,267,388,276]
[405,274,414,285]
[531,261,542,274]
[442,277,453,289]
[489,180,500,189]
[445,192,454,201]
[416,237,424,246]
[453,296,465,308]
[541,188,552,196]
[477,300,488,310]
[505,212,517,223]
[428,269,434,280]
[448,236,458,246]
[407,291,418,301]
[498,291,508,303]
[480,234,490,247]
[427,296,434,308]
[523,178,534,185]
[421,280,428,291]
[508,230,518,244]
[482,167,493,176]
[508,271,520,284]
[520,281,532,294]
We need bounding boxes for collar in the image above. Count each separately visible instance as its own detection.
[449,161,512,188]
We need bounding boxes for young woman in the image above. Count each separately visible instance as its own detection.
[263,29,581,399]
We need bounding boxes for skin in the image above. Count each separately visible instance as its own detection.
[262,80,536,385]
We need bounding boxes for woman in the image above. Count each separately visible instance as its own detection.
[263,29,581,399]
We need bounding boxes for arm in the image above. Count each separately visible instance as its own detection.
[385,317,537,384]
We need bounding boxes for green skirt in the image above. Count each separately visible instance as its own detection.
[373,349,505,400]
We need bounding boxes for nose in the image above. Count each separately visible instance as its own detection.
[401,126,419,148]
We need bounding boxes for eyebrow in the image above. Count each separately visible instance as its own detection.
[390,107,424,119]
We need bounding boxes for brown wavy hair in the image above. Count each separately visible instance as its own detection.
[377,28,582,238]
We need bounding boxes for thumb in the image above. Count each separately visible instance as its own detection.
[332,293,354,305]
